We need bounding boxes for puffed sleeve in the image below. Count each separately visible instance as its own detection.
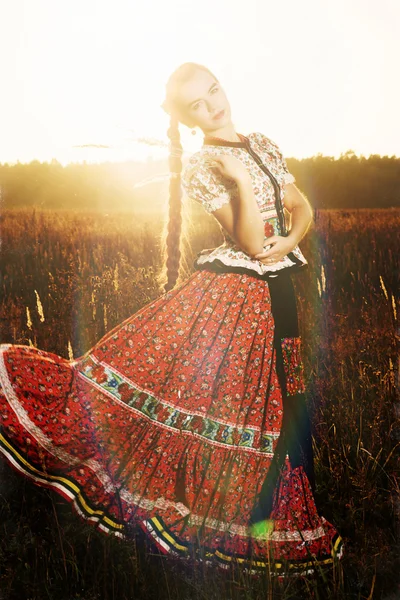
[256,133,296,186]
[181,154,237,215]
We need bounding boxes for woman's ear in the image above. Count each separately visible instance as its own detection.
[176,109,196,129]
[182,117,196,129]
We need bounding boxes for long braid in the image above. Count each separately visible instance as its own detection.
[155,114,184,294]
[157,62,218,295]
[164,115,183,292]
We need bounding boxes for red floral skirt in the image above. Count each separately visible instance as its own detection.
[0,268,344,577]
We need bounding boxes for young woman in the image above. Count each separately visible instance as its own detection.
[0,62,344,578]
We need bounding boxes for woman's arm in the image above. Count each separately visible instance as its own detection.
[232,174,265,255]
[282,183,314,245]
[253,183,313,264]
[211,175,265,256]
[204,158,265,256]
[200,154,313,261]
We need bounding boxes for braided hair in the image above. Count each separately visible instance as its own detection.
[157,62,219,294]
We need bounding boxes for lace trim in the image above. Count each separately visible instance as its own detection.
[203,191,232,214]
[195,245,308,276]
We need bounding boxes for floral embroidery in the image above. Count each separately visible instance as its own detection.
[181,158,238,214]
[280,336,306,396]
[181,132,307,277]
[0,265,344,575]
[78,354,278,455]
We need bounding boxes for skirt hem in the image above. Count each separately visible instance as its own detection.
[0,431,345,579]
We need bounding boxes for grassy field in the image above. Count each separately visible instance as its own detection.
[0,206,399,600]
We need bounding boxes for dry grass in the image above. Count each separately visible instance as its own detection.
[0,206,399,600]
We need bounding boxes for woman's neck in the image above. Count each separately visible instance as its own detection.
[202,125,241,143]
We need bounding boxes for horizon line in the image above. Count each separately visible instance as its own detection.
[1,148,399,168]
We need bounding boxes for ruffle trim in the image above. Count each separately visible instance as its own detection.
[195,245,308,278]
[0,433,345,578]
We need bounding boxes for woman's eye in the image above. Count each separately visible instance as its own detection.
[192,88,218,110]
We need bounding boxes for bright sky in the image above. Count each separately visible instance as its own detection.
[0,0,398,165]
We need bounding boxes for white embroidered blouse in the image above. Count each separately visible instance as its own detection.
[181,131,308,279]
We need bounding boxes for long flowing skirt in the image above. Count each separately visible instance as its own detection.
[0,268,344,577]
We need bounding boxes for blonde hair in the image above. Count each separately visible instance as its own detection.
[156,63,219,294]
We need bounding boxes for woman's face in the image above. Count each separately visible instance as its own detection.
[177,70,232,133]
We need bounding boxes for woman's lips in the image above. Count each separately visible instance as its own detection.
[213,109,225,120]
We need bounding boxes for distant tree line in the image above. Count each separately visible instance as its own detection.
[287,150,400,209]
[0,150,399,212]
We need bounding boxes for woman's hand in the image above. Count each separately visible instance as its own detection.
[201,154,251,185]
[252,235,296,265]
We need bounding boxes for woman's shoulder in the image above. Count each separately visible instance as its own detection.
[182,151,204,186]
[248,131,281,151]
[181,146,220,186]
[248,132,290,169]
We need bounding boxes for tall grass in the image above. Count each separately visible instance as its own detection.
[0,207,399,599]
